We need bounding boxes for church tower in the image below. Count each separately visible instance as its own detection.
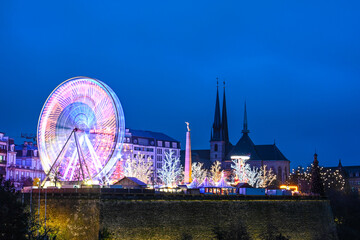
[210,80,229,163]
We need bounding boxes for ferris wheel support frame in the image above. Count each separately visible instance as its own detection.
[41,128,95,187]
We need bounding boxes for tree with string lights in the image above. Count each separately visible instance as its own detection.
[191,162,208,184]
[158,150,183,187]
[210,161,222,183]
[123,153,153,184]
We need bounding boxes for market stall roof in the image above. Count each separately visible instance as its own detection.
[198,177,215,188]
[216,176,234,188]
[187,178,200,189]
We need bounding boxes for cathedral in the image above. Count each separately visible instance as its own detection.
[183,82,290,183]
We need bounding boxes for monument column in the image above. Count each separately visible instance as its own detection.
[185,122,192,183]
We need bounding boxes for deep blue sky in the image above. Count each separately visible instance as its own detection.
[1,1,359,168]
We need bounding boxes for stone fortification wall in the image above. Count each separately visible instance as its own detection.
[30,196,337,239]
[100,200,337,240]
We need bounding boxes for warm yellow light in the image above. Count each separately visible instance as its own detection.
[280,185,298,192]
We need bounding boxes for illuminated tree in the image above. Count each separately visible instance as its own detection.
[257,165,277,188]
[231,158,248,183]
[191,162,207,184]
[158,150,183,187]
[289,165,346,194]
[244,164,261,187]
[124,153,153,184]
[320,168,346,192]
[210,161,222,183]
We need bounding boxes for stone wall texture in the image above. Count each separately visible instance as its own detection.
[32,197,337,240]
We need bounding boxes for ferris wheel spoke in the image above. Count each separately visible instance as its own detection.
[74,132,87,181]
[77,134,93,181]
[64,146,78,180]
[84,135,103,172]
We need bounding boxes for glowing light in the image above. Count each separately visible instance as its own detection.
[37,77,125,182]
[280,185,298,192]
[231,155,250,160]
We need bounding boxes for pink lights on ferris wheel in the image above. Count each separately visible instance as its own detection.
[37,77,125,182]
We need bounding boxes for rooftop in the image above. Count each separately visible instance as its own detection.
[128,129,179,143]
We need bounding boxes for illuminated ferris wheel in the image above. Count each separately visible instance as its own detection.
[37,77,125,184]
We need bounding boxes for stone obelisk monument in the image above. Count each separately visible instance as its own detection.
[184,122,192,183]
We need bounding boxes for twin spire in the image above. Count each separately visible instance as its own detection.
[211,79,227,142]
[211,79,249,142]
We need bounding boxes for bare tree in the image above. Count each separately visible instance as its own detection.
[210,161,222,183]
[244,164,261,187]
[124,152,153,184]
[257,165,277,188]
[157,150,183,187]
[192,162,207,184]
[231,158,248,183]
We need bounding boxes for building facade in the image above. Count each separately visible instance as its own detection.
[119,128,181,182]
[6,141,45,188]
[0,132,16,179]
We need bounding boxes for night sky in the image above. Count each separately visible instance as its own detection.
[1,1,359,168]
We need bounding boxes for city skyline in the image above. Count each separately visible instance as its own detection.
[1,1,360,168]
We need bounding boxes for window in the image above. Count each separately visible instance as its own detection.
[165,142,170,148]
[172,142,177,148]
[157,141,162,147]
[214,144,218,152]
[157,156,162,162]
[157,163,162,168]
[157,149,162,154]
[284,167,287,181]
[25,159,32,166]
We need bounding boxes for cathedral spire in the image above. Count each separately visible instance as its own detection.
[242,101,249,134]
[211,79,222,141]
[222,81,229,143]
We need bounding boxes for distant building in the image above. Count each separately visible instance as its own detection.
[6,141,45,188]
[325,160,360,193]
[2,128,180,187]
[181,83,290,183]
[0,132,16,179]
[119,128,181,182]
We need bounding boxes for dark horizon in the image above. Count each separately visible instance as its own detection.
[1,1,359,169]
